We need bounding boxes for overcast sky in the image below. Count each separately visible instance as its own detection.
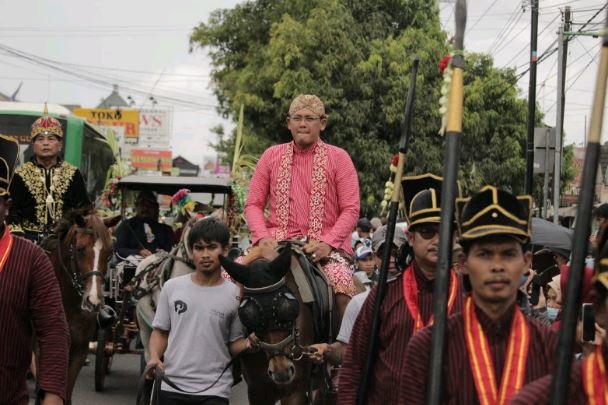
[0,0,604,168]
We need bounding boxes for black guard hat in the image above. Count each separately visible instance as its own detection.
[456,185,532,243]
[0,134,19,197]
[402,173,455,229]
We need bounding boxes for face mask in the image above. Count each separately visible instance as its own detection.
[546,307,559,321]
[519,274,528,287]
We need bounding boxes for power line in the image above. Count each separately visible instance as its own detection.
[0,43,219,111]
[467,0,501,33]
[487,2,526,55]
[516,2,608,82]
[504,12,560,67]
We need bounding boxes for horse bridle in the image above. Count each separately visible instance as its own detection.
[243,278,307,361]
[56,226,105,298]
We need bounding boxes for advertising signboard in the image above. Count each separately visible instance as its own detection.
[73,107,140,139]
[131,149,172,172]
[139,109,172,148]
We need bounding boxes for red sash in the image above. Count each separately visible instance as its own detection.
[583,346,608,405]
[0,226,14,274]
[464,297,530,405]
[402,266,458,332]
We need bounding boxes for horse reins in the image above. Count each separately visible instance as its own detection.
[54,226,105,298]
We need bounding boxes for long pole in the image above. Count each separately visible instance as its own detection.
[549,8,608,404]
[554,7,572,224]
[426,1,467,404]
[525,0,539,195]
[356,57,420,404]
[542,129,550,218]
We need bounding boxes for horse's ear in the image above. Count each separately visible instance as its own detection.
[74,212,86,228]
[219,256,250,286]
[269,245,292,281]
[104,215,122,229]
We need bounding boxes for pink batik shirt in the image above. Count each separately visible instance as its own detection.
[245,140,360,254]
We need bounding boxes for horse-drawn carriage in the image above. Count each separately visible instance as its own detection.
[93,174,234,392]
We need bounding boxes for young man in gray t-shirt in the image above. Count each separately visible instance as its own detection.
[148,218,254,404]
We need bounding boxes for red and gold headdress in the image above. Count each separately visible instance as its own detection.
[31,103,63,139]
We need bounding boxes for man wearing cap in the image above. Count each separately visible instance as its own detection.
[113,191,174,258]
[8,106,90,241]
[511,228,608,404]
[352,217,372,248]
[338,174,465,404]
[245,94,359,319]
[400,186,558,404]
[0,134,69,404]
[353,245,376,287]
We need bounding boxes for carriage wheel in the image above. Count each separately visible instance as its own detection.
[94,328,111,392]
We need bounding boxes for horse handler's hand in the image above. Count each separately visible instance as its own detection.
[307,343,328,364]
[304,241,332,263]
[145,358,164,380]
[246,333,260,353]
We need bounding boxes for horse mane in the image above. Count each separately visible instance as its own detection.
[47,208,112,250]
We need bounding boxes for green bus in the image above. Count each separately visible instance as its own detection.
[0,102,116,200]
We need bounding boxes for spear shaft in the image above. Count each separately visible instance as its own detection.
[356,56,420,405]
[426,1,467,404]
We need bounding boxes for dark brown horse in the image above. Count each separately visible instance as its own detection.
[221,245,337,405]
[41,209,120,404]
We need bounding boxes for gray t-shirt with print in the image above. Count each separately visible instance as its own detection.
[152,274,245,398]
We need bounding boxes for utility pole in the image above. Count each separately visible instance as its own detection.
[554,7,572,224]
[525,0,539,195]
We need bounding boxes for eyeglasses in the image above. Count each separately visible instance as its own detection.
[375,245,399,258]
[414,227,439,240]
[288,115,322,123]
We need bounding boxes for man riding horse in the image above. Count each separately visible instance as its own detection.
[8,104,90,242]
[245,94,360,321]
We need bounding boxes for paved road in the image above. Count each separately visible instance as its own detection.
[30,353,249,404]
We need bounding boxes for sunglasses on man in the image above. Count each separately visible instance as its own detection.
[412,225,439,240]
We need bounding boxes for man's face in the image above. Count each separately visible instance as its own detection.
[135,199,158,219]
[191,239,228,274]
[32,135,62,160]
[374,243,399,274]
[356,255,375,276]
[407,224,440,269]
[287,107,327,149]
[0,197,10,225]
[463,237,531,306]
[357,228,371,239]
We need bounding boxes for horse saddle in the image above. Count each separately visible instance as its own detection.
[287,244,333,342]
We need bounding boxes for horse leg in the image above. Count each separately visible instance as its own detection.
[247,388,278,405]
[280,389,308,405]
[65,345,88,405]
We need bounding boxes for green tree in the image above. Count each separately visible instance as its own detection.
[191,0,573,215]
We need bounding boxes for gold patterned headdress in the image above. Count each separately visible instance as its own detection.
[31,103,63,139]
[289,94,326,117]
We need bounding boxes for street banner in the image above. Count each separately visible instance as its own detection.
[131,149,172,172]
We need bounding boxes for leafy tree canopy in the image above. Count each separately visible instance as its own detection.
[191,0,573,215]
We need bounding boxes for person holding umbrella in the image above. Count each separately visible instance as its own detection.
[337,174,465,404]
[400,186,559,404]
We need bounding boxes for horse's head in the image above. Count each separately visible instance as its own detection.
[221,246,302,385]
[54,209,120,312]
